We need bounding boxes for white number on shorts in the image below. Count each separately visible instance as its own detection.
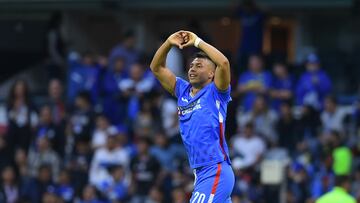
[191,192,206,203]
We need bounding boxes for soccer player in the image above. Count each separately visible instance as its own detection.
[150,30,234,203]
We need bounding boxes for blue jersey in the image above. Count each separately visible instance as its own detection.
[238,70,272,111]
[175,77,232,169]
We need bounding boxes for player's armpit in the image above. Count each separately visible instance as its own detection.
[152,67,176,95]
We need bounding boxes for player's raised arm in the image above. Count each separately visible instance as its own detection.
[181,31,231,91]
[150,32,185,95]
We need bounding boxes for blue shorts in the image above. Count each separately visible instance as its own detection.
[190,161,234,203]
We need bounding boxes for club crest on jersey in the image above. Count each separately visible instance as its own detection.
[178,99,201,116]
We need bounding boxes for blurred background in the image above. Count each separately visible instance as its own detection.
[0,0,360,202]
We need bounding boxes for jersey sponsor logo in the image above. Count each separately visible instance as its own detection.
[178,99,201,116]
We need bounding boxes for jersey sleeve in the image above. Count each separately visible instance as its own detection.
[175,77,189,98]
[212,83,232,103]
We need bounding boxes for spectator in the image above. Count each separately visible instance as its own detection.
[21,164,55,203]
[55,169,74,203]
[310,155,335,201]
[67,140,92,196]
[0,132,12,170]
[150,131,186,172]
[42,191,62,203]
[146,187,164,203]
[298,105,321,139]
[89,127,129,186]
[67,52,101,105]
[130,137,161,203]
[237,55,272,111]
[351,99,360,133]
[98,164,129,202]
[99,56,127,125]
[36,105,65,157]
[171,187,187,203]
[270,62,295,111]
[237,95,278,142]
[109,30,139,74]
[287,162,309,203]
[316,175,356,203]
[27,136,60,180]
[157,94,179,142]
[76,184,103,203]
[6,79,38,152]
[69,91,95,143]
[321,95,351,134]
[234,0,265,70]
[0,166,19,203]
[48,79,66,126]
[150,132,186,172]
[119,62,155,121]
[115,126,137,159]
[91,114,111,150]
[275,102,302,154]
[14,149,29,179]
[231,122,266,170]
[133,98,157,137]
[170,170,189,193]
[296,53,332,109]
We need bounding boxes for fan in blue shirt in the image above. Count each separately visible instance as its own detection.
[237,55,272,111]
[270,62,295,111]
[150,30,234,203]
[296,54,332,109]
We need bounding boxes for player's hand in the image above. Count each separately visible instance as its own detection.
[179,31,198,48]
[167,31,185,49]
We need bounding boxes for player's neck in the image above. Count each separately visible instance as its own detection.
[191,81,211,96]
[190,87,201,97]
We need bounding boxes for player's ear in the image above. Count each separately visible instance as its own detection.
[208,70,215,79]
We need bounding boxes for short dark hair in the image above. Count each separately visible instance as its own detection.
[244,122,254,129]
[280,100,293,108]
[76,91,92,104]
[325,95,337,104]
[137,136,152,146]
[107,164,124,173]
[273,61,287,69]
[192,51,216,67]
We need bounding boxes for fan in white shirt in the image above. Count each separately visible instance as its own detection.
[91,115,111,150]
[89,128,129,186]
[321,95,352,133]
[231,122,266,170]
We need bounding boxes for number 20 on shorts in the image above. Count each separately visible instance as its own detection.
[191,192,206,203]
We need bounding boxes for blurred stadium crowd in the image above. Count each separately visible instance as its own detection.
[1,5,360,203]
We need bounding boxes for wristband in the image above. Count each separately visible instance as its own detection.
[194,37,202,48]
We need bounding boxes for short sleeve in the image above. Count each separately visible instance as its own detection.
[212,83,232,103]
[175,77,190,98]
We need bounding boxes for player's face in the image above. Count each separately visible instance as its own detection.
[188,58,215,87]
